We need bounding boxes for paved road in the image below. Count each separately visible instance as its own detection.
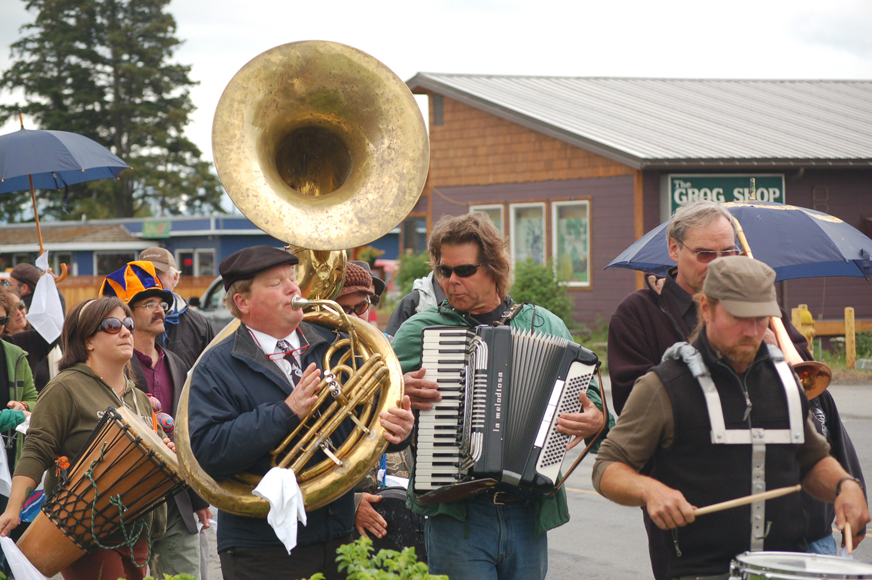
[194,381,872,580]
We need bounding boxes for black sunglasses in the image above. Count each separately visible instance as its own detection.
[340,298,370,316]
[435,263,483,279]
[99,317,135,334]
[0,317,8,326]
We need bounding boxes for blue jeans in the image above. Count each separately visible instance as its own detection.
[807,533,838,555]
[425,497,548,580]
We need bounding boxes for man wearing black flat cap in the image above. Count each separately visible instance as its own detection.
[187,245,414,580]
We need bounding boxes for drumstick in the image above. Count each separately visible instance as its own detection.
[845,521,853,555]
[693,485,803,517]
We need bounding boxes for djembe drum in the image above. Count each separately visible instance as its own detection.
[17,406,187,577]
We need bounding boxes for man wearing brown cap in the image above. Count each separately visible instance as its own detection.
[139,247,215,368]
[187,245,414,580]
[594,257,870,580]
[607,201,863,572]
[8,262,66,314]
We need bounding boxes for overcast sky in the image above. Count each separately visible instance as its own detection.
[1,0,870,166]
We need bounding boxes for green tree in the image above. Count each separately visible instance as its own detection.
[395,250,432,296]
[0,0,224,220]
[511,258,575,329]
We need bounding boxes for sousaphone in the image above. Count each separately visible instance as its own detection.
[175,41,429,515]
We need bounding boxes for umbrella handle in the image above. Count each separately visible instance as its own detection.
[55,264,68,284]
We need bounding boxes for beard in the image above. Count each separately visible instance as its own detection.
[718,339,761,370]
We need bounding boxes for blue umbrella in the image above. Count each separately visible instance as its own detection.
[606,201,872,281]
[0,113,130,256]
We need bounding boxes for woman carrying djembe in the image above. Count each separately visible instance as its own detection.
[0,296,167,580]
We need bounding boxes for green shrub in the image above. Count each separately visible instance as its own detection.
[308,537,447,580]
[395,251,432,296]
[511,259,574,329]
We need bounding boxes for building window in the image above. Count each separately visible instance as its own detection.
[510,203,546,266]
[552,201,591,287]
[470,204,504,236]
[177,249,216,277]
[95,252,136,276]
[400,216,428,255]
[52,252,76,277]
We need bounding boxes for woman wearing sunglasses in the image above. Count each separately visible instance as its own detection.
[0,296,165,580]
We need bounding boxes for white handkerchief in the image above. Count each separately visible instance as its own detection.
[16,415,31,434]
[252,467,307,554]
[26,253,64,345]
[0,536,48,580]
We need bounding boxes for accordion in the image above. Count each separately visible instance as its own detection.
[413,324,599,500]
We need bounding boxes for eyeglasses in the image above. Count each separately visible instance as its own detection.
[679,243,741,264]
[99,317,135,334]
[16,303,25,311]
[340,298,371,316]
[0,317,8,326]
[435,263,483,279]
[135,301,169,312]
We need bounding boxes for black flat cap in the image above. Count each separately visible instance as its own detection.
[220,246,299,291]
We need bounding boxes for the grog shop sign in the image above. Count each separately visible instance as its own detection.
[669,174,785,214]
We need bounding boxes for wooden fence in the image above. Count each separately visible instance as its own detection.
[57,275,216,308]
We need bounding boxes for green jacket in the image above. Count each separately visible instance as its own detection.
[392,301,614,536]
[2,340,37,466]
[16,363,154,498]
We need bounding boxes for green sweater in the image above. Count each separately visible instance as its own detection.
[392,301,614,536]
[16,363,155,498]
[2,340,37,466]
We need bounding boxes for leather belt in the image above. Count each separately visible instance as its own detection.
[478,490,528,505]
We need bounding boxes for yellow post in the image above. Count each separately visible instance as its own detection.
[793,304,816,354]
[846,307,856,370]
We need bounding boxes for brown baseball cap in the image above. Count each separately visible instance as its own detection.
[703,256,781,318]
[10,263,40,289]
[139,247,177,273]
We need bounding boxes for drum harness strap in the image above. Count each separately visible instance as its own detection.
[662,342,805,552]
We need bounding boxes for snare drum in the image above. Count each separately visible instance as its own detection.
[17,406,187,577]
[730,551,872,579]
[354,487,427,562]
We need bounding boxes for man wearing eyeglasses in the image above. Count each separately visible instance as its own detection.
[100,260,212,579]
[186,246,414,580]
[607,200,865,578]
[391,212,613,580]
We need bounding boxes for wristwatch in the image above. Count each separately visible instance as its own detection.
[836,476,864,497]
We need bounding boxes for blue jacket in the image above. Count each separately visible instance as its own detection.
[188,321,356,552]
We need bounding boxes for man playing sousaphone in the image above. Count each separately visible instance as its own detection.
[187,246,415,580]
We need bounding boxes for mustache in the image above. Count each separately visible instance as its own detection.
[151,314,165,324]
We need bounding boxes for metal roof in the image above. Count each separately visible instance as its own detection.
[406,74,872,169]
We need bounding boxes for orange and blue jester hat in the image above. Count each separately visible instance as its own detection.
[99,261,174,305]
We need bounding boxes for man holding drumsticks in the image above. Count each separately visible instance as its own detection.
[594,256,870,580]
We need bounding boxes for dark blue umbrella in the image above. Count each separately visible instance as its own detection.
[0,127,129,194]
[606,201,872,281]
[0,114,130,256]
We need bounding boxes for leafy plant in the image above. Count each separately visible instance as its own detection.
[511,259,574,329]
[308,537,447,580]
[358,246,385,266]
[395,251,432,296]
